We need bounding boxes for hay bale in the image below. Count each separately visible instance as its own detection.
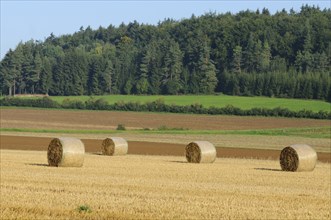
[101,137,128,156]
[47,137,85,167]
[185,141,216,163]
[279,144,317,172]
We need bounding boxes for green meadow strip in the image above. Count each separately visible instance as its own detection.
[50,95,331,112]
[2,95,330,113]
[1,127,329,139]
[1,97,330,119]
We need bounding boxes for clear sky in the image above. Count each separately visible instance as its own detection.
[1,0,330,59]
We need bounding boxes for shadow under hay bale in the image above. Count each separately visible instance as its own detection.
[47,137,85,167]
[279,144,317,172]
[185,141,216,163]
[101,137,128,156]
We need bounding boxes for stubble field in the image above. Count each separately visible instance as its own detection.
[1,150,330,220]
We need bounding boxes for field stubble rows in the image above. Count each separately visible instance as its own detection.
[1,150,330,219]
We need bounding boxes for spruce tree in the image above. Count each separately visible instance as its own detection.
[232,46,242,74]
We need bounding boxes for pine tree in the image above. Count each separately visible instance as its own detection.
[88,56,103,95]
[137,50,150,94]
[124,78,133,94]
[261,41,271,72]
[255,40,263,72]
[21,41,35,94]
[11,43,24,95]
[162,40,183,94]
[115,36,137,93]
[244,33,256,72]
[180,67,190,94]
[0,50,15,95]
[197,42,218,94]
[295,20,314,73]
[39,57,52,94]
[143,40,162,95]
[99,60,113,94]
[199,60,218,94]
[49,56,64,95]
[30,51,42,93]
[189,69,200,94]
[232,46,242,74]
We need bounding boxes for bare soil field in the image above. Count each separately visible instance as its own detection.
[1,108,329,130]
[1,150,330,220]
[1,135,330,162]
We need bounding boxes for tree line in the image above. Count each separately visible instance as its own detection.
[1,5,330,101]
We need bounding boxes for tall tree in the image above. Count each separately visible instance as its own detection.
[21,41,35,94]
[100,60,114,94]
[197,41,218,94]
[136,50,150,94]
[0,50,15,95]
[114,36,137,93]
[256,40,271,72]
[244,33,256,72]
[38,57,52,94]
[88,56,102,95]
[232,45,243,74]
[30,51,42,93]
[161,39,183,94]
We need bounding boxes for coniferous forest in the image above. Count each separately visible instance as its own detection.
[1,6,330,101]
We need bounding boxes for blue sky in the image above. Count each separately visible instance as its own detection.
[1,0,330,59]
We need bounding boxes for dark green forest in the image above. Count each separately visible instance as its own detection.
[1,6,330,101]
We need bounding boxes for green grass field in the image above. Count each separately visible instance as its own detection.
[49,95,330,112]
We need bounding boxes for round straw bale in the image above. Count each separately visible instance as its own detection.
[47,137,85,167]
[101,137,128,156]
[185,141,216,163]
[279,144,317,172]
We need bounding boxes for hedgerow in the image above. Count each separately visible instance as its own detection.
[1,97,330,120]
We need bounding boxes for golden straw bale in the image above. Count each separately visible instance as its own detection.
[101,137,128,156]
[185,141,216,163]
[280,144,317,172]
[47,137,85,167]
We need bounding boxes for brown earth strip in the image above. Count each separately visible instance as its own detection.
[1,108,329,131]
[1,135,329,162]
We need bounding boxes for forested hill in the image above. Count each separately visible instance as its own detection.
[1,6,330,101]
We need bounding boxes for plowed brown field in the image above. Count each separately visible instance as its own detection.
[1,108,329,130]
[1,135,330,162]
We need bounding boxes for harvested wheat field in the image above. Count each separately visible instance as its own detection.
[1,149,330,220]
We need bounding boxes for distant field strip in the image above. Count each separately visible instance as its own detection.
[2,130,330,153]
[1,108,329,132]
[1,127,330,139]
[1,150,330,220]
[45,95,330,112]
